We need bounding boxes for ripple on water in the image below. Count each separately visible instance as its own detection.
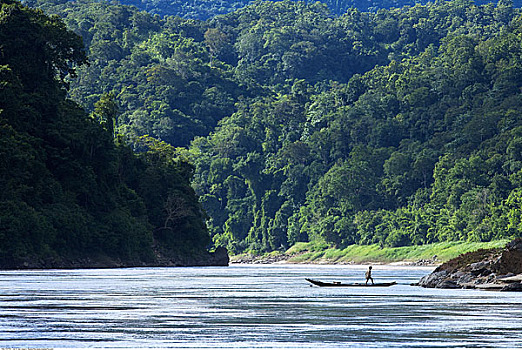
[0,265,520,348]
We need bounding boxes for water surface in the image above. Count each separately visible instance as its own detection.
[1,264,521,348]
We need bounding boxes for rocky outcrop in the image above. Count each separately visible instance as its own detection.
[206,246,230,266]
[416,239,522,291]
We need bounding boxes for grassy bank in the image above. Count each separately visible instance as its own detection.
[277,240,511,264]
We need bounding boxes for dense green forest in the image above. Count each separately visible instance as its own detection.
[75,0,522,20]
[104,0,431,20]
[23,0,522,256]
[0,0,215,268]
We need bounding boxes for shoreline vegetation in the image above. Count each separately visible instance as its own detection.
[230,240,511,265]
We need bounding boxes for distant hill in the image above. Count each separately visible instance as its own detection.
[115,0,420,19]
[110,0,522,19]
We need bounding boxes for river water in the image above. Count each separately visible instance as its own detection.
[1,264,521,348]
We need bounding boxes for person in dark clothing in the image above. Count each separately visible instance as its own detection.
[365,266,374,285]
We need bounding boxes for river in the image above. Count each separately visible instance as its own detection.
[1,264,521,348]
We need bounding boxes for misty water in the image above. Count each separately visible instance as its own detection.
[1,264,521,348]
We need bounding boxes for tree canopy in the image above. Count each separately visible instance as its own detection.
[0,0,211,268]
[79,0,522,20]
[21,0,522,256]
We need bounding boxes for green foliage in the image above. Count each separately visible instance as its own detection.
[283,240,510,263]
[188,0,522,253]
[23,0,522,257]
[0,0,211,267]
[24,0,244,147]
[89,0,522,21]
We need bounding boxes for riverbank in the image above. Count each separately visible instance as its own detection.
[230,240,510,266]
[7,246,229,270]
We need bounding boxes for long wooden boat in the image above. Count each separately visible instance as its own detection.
[305,278,397,287]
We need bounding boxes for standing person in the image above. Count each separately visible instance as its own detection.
[365,266,374,285]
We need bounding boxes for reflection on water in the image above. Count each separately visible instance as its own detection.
[0,265,521,348]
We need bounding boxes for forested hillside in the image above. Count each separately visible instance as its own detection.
[25,0,522,255]
[107,0,426,20]
[194,0,522,253]
[70,0,522,20]
[0,0,218,268]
